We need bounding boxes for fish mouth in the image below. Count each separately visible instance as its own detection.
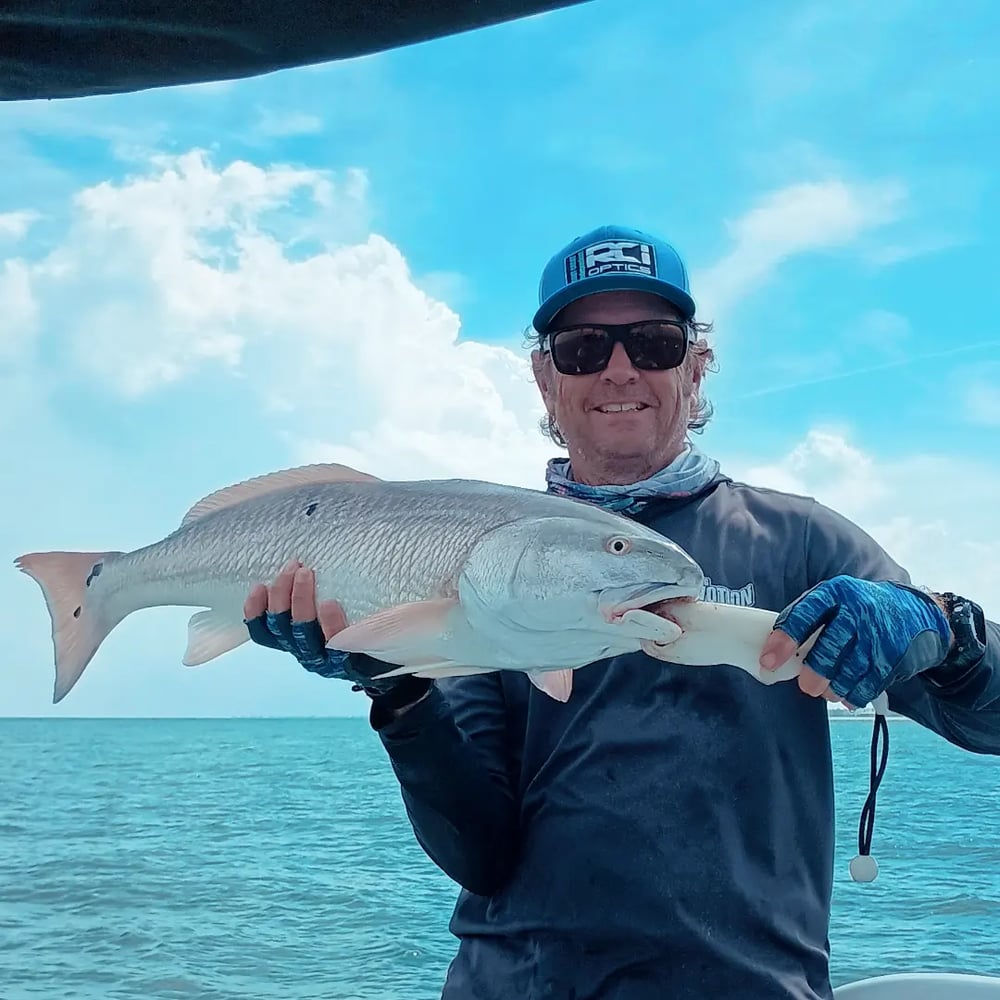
[597,582,700,622]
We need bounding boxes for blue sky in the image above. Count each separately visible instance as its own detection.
[2,0,998,717]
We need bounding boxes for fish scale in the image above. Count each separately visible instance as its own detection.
[107,482,487,624]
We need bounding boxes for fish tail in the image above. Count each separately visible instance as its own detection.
[15,549,124,703]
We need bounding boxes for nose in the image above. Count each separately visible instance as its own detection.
[601,342,639,384]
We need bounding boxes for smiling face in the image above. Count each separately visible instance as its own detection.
[531,290,707,486]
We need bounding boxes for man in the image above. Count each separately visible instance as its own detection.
[243,224,1000,999]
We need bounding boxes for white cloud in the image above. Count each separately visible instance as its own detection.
[862,233,967,267]
[963,374,1000,427]
[734,427,892,514]
[728,427,1000,617]
[3,149,551,485]
[14,150,366,395]
[254,109,324,138]
[0,211,39,241]
[0,259,38,359]
[694,178,906,322]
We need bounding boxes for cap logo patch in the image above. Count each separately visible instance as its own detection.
[565,239,657,284]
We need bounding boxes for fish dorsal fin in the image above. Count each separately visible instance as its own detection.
[180,463,380,526]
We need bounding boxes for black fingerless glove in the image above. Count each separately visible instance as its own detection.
[244,608,432,707]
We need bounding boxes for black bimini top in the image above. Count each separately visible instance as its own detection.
[1,0,593,101]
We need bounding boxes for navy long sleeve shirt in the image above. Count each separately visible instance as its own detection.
[370,477,1000,1000]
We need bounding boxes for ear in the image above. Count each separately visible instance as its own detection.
[686,342,708,394]
[531,348,554,403]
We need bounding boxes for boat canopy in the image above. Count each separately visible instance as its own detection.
[1,0,592,100]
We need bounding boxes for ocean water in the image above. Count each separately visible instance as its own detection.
[2,716,998,999]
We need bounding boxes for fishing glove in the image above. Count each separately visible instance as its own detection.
[773,575,954,707]
[244,609,432,708]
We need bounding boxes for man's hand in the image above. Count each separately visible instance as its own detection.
[760,630,847,705]
[242,559,432,711]
[243,559,351,673]
[243,558,361,680]
[759,575,953,709]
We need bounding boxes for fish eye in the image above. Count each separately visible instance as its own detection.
[606,536,632,555]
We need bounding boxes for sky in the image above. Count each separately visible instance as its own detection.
[2,0,999,718]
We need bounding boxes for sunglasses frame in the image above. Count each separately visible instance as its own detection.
[541,318,694,376]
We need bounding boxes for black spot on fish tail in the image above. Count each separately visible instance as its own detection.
[304,503,318,516]
[73,607,81,618]
[85,562,103,587]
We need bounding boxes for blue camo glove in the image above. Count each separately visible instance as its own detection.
[773,575,953,707]
[244,608,418,698]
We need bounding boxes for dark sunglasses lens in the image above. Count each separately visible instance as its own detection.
[627,322,687,369]
[549,327,613,374]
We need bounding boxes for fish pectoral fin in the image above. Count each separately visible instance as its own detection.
[331,598,462,660]
[527,669,574,703]
[183,610,251,665]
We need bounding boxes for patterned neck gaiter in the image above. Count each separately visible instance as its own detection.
[544,444,722,514]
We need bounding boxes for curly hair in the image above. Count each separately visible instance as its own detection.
[525,320,719,449]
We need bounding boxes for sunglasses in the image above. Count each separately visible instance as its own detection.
[541,319,692,376]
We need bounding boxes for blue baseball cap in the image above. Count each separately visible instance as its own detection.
[532,224,697,333]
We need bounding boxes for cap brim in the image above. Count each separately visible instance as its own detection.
[532,273,697,333]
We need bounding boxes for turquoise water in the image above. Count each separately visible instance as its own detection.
[2,717,998,999]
